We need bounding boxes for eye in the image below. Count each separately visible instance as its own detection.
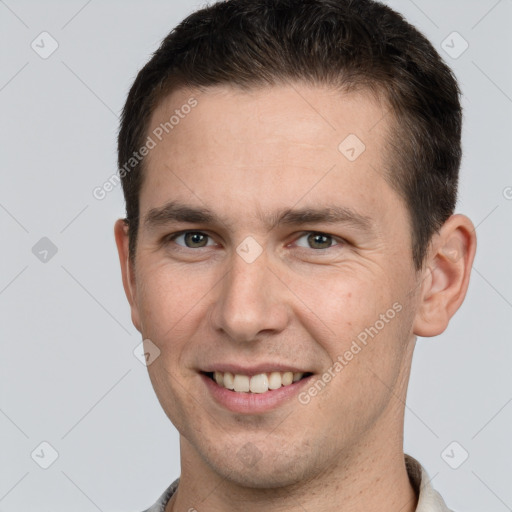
[293,232,343,250]
[167,231,216,249]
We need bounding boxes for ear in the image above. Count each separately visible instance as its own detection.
[413,214,477,337]
[114,218,142,333]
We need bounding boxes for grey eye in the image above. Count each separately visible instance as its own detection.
[295,232,339,250]
[173,232,214,248]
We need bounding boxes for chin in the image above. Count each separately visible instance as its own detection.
[217,461,306,489]
[199,439,315,490]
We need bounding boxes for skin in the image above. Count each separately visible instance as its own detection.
[114,83,476,512]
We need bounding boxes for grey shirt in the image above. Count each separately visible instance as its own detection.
[142,454,452,512]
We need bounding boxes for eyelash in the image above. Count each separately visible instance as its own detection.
[164,230,345,252]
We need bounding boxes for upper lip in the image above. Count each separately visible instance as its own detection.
[200,363,311,376]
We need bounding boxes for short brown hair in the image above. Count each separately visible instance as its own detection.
[118,0,462,270]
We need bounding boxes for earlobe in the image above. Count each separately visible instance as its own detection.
[413,214,477,337]
[114,218,142,333]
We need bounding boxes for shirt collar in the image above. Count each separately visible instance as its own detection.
[406,454,453,512]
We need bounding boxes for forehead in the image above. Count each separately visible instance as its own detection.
[149,82,389,155]
[139,83,400,231]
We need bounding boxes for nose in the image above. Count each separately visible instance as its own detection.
[210,245,289,344]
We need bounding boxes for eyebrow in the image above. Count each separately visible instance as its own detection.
[143,200,373,233]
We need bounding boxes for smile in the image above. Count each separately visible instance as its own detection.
[205,371,312,393]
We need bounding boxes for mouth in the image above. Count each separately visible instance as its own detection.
[202,370,314,394]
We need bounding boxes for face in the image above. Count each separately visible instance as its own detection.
[119,83,424,488]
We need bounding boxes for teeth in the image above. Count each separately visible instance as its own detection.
[268,371,282,390]
[212,371,305,393]
[214,371,224,386]
[222,372,234,390]
[282,371,293,386]
[233,374,250,392]
[249,373,269,393]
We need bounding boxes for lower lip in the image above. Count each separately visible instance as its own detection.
[201,373,313,414]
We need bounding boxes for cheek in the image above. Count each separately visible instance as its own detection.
[292,270,389,347]
[293,266,414,397]
[136,261,208,337]
[137,264,208,430]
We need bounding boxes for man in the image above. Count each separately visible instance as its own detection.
[114,1,476,510]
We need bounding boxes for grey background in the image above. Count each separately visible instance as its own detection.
[0,0,511,510]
